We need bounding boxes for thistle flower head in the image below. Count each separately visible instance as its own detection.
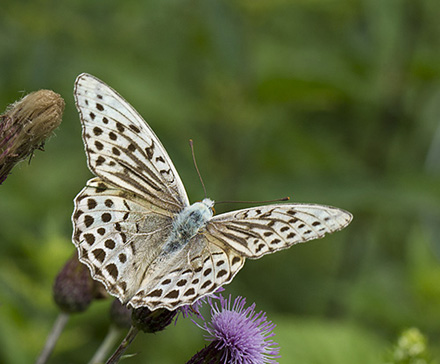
[110,299,132,329]
[53,255,108,313]
[0,89,64,183]
[190,295,280,364]
[53,255,95,313]
[131,306,177,333]
[178,287,225,321]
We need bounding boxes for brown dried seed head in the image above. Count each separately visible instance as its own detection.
[0,89,64,184]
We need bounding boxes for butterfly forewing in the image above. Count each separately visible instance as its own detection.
[74,73,189,213]
[206,204,352,258]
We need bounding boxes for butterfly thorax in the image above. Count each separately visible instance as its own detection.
[162,198,214,254]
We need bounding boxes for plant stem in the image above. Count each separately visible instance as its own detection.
[105,326,139,364]
[88,325,123,364]
[35,312,70,364]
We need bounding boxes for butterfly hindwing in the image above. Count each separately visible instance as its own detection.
[206,204,352,258]
[73,177,174,303]
[73,178,245,310]
[128,234,245,309]
[74,73,189,213]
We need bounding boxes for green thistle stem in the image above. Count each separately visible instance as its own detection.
[35,312,70,364]
[105,326,139,364]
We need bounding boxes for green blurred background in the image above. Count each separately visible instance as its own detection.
[1,0,439,363]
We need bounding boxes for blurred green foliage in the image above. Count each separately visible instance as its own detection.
[1,0,440,363]
[385,328,435,364]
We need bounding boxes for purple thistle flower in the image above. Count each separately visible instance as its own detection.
[190,294,280,364]
[178,287,225,321]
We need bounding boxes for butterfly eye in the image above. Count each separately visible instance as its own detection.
[211,206,215,215]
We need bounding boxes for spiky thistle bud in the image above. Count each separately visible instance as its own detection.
[110,299,132,329]
[131,307,177,333]
[186,343,224,364]
[53,255,95,313]
[0,89,64,184]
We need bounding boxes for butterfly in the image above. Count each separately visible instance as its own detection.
[72,73,352,310]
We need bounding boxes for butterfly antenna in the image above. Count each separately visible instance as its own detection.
[189,139,207,199]
[216,197,290,205]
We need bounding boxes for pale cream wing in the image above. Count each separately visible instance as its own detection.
[74,73,188,213]
[206,203,352,258]
[128,233,245,310]
[72,177,174,303]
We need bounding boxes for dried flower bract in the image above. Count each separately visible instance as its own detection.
[0,89,64,183]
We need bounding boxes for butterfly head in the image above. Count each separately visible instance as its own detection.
[201,198,215,214]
